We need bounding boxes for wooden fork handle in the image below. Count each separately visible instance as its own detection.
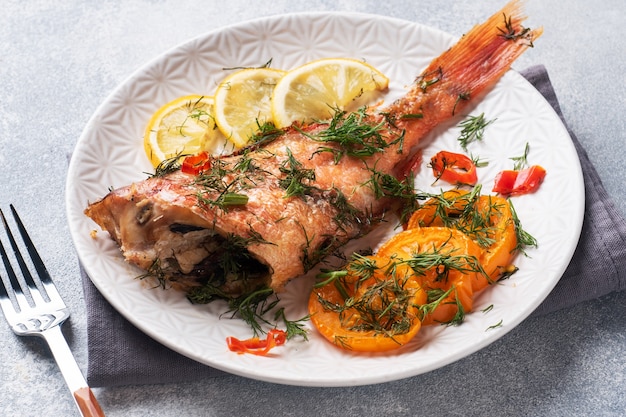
[74,387,106,417]
[42,326,106,416]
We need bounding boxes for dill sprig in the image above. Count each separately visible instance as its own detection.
[510,142,530,170]
[225,287,277,336]
[278,148,317,198]
[308,107,389,163]
[420,287,466,326]
[274,308,309,340]
[249,120,284,146]
[365,168,418,224]
[415,67,443,93]
[137,258,169,289]
[222,288,310,339]
[192,158,255,211]
[316,271,418,338]
[150,152,186,177]
[402,245,486,283]
[498,13,533,45]
[509,199,538,255]
[457,113,496,150]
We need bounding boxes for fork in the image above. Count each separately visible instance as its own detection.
[0,205,105,417]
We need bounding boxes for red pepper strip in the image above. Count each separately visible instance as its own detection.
[430,151,478,185]
[493,165,547,195]
[226,329,287,356]
[181,151,211,175]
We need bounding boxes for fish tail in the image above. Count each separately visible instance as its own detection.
[387,0,542,150]
[429,0,542,98]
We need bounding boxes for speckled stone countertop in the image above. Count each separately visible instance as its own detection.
[0,1,624,416]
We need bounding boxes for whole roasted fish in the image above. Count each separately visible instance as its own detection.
[85,0,541,302]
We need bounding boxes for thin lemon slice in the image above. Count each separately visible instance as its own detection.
[144,95,221,167]
[271,58,389,128]
[213,67,286,148]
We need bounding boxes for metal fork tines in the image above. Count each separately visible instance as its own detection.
[0,205,104,417]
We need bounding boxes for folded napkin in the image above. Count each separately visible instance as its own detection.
[81,65,626,387]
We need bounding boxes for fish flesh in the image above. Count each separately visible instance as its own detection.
[85,0,541,302]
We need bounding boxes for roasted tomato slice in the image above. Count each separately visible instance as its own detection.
[493,165,546,195]
[430,151,478,185]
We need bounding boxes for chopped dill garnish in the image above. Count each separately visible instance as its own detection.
[365,168,418,224]
[150,152,186,177]
[274,308,309,340]
[307,107,389,163]
[486,319,504,331]
[457,113,496,150]
[415,67,443,93]
[249,120,284,146]
[278,148,317,198]
[452,92,471,115]
[509,199,538,255]
[137,258,169,289]
[481,304,494,313]
[401,244,487,284]
[225,287,276,336]
[222,58,274,71]
[498,13,533,46]
[510,142,531,170]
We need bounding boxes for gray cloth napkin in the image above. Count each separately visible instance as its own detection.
[80,65,626,387]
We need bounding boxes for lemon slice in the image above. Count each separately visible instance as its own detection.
[271,58,389,128]
[213,67,286,148]
[144,95,221,167]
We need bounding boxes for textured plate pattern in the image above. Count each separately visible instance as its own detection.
[66,12,584,386]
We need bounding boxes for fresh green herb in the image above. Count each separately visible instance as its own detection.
[402,247,486,283]
[318,272,417,338]
[471,154,489,168]
[365,168,418,225]
[151,152,185,177]
[498,13,533,45]
[307,107,389,163]
[415,67,443,93]
[225,287,276,336]
[223,58,274,71]
[482,304,494,313]
[511,142,530,170]
[274,308,309,340]
[191,157,259,210]
[278,148,317,198]
[418,286,467,326]
[400,113,424,120]
[249,120,284,145]
[486,319,503,331]
[196,190,248,211]
[509,199,538,255]
[328,188,366,230]
[452,92,471,115]
[457,113,496,150]
[137,258,169,289]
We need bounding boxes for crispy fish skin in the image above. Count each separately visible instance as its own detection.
[85,0,541,300]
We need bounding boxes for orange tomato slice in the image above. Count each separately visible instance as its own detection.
[376,227,482,325]
[469,195,517,289]
[406,190,518,292]
[406,189,470,229]
[309,255,426,352]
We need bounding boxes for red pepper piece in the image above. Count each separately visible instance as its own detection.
[181,151,211,175]
[430,151,478,185]
[492,170,518,194]
[226,329,287,356]
[493,165,546,195]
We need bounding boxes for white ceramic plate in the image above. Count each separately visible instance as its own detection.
[66,12,584,386]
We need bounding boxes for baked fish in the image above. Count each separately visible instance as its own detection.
[85,0,541,302]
